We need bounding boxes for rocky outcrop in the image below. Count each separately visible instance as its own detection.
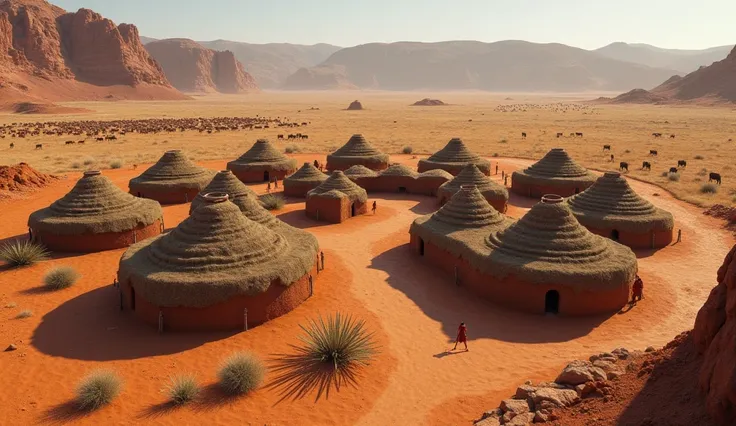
[0,163,57,191]
[346,100,363,110]
[412,98,446,106]
[145,38,259,93]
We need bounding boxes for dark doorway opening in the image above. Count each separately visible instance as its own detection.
[419,238,425,256]
[263,171,270,182]
[545,290,559,314]
[130,287,136,311]
[574,187,580,194]
[351,203,356,217]
[398,186,407,193]
[611,229,620,241]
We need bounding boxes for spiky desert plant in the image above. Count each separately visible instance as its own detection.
[109,159,123,169]
[15,309,33,319]
[668,172,680,182]
[218,352,265,395]
[165,374,199,405]
[260,193,285,211]
[76,370,122,411]
[700,183,719,194]
[0,240,49,267]
[402,146,413,154]
[297,313,377,371]
[44,266,80,290]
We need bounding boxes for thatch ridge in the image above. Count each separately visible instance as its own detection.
[417,169,454,180]
[29,171,163,235]
[438,164,508,202]
[284,162,328,185]
[344,165,378,179]
[326,134,390,169]
[189,170,258,214]
[565,172,674,232]
[379,163,418,177]
[307,171,368,202]
[512,148,597,187]
[129,150,214,192]
[418,138,491,174]
[227,139,298,173]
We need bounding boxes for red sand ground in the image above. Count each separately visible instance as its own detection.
[0,155,733,425]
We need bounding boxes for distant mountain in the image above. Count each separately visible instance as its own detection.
[140,35,158,45]
[595,42,733,74]
[283,40,678,92]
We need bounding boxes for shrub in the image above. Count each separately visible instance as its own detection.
[15,309,33,319]
[492,153,500,157]
[402,146,413,154]
[700,183,719,194]
[4,302,17,308]
[624,149,631,154]
[694,155,705,160]
[44,266,80,290]
[499,139,508,144]
[668,172,680,182]
[218,352,265,395]
[76,370,122,411]
[660,171,669,177]
[71,162,81,169]
[260,194,285,211]
[0,240,49,267]
[296,313,377,371]
[697,168,708,176]
[82,157,95,166]
[165,374,199,405]
[109,159,123,169]
[284,145,299,154]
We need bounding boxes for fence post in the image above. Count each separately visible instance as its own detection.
[243,308,248,331]
[133,230,137,243]
[309,275,313,297]
[158,311,164,333]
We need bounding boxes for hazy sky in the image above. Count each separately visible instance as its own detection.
[53,0,734,50]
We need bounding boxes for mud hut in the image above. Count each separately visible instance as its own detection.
[129,150,214,204]
[28,171,163,252]
[189,170,257,214]
[343,165,379,188]
[306,171,368,223]
[565,172,674,249]
[283,162,329,197]
[118,193,319,331]
[227,139,298,183]
[412,169,454,196]
[417,137,491,175]
[326,134,390,171]
[372,163,418,193]
[347,100,364,110]
[438,164,509,212]
[511,148,597,198]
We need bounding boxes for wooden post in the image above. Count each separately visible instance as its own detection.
[244,308,249,331]
[309,275,313,297]
[133,230,137,243]
[185,193,189,203]
[158,311,164,333]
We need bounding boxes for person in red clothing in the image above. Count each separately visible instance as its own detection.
[452,322,468,351]
[631,275,644,303]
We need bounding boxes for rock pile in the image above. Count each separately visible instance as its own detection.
[0,163,56,192]
[412,98,446,106]
[347,100,364,110]
[703,204,736,223]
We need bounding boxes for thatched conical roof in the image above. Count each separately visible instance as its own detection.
[29,171,163,235]
[118,193,318,308]
[344,165,378,179]
[379,163,418,177]
[129,150,214,192]
[227,139,297,173]
[233,193,280,228]
[439,164,508,203]
[284,162,328,185]
[418,138,491,174]
[485,195,637,288]
[565,172,674,232]
[307,170,368,202]
[417,169,454,180]
[512,148,597,187]
[326,134,390,170]
[189,170,258,214]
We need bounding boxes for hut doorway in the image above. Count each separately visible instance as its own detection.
[130,287,136,311]
[263,171,270,182]
[419,238,425,256]
[575,187,580,194]
[351,203,356,217]
[544,290,559,314]
[611,229,620,241]
[398,186,407,193]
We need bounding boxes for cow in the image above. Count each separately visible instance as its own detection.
[669,167,679,174]
[709,172,722,184]
[302,135,309,140]
[9,143,14,148]
[652,132,662,138]
[96,137,104,141]
[277,134,284,139]
[77,140,85,144]
[575,132,583,137]
[619,162,629,172]
[649,150,658,156]
[642,161,651,170]
[65,140,74,145]
[603,145,611,151]
[521,132,527,138]
[677,160,687,168]
[556,132,563,138]
[35,144,43,149]
[670,134,676,139]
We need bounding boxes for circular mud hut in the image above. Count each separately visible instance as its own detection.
[372,163,418,193]
[511,148,597,198]
[565,172,674,249]
[118,193,319,331]
[284,162,328,197]
[326,134,390,172]
[28,171,163,252]
[129,150,214,204]
[417,138,491,176]
[438,164,509,212]
[227,139,298,183]
[413,169,454,196]
[189,170,257,214]
[306,171,368,223]
[346,100,364,110]
[343,165,379,188]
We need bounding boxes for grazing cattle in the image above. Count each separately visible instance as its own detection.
[652,132,662,138]
[619,162,629,172]
[709,172,722,184]
[105,135,117,141]
[575,132,583,137]
[521,132,527,138]
[677,160,687,168]
[669,167,679,173]
[96,137,104,141]
[302,135,308,140]
[649,150,658,156]
[556,132,563,138]
[277,134,284,139]
[301,122,308,126]
[9,143,14,148]
[603,145,611,151]
[570,132,575,137]
[35,144,43,149]
[670,134,676,139]
[77,140,85,144]
[642,161,651,170]
[65,140,74,145]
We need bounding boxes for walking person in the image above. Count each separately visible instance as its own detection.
[320,251,325,270]
[631,275,644,303]
[372,200,377,214]
[452,322,469,351]
[267,181,271,193]
[676,229,682,243]
[495,164,499,175]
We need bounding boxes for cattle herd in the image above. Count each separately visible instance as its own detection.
[494,103,597,114]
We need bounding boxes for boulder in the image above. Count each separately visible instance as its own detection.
[592,359,625,380]
[611,347,630,360]
[534,410,549,423]
[514,384,537,400]
[5,344,17,352]
[500,399,530,416]
[347,100,364,110]
[555,360,607,385]
[505,412,535,426]
[474,416,501,426]
[530,387,580,409]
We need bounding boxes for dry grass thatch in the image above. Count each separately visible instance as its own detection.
[189,170,258,214]
[227,139,297,173]
[343,165,379,179]
[232,193,281,228]
[326,134,390,169]
[118,193,318,307]
[438,164,508,202]
[565,172,675,232]
[416,169,454,180]
[29,171,163,235]
[307,171,368,202]
[378,163,418,178]
[284,163,329,186]
[512,148,597,188]
[418,138,491,174]
[129,150,214,192]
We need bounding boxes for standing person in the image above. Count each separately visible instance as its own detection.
[452,322,468,351]
[267,181,271,193]
[372,201,377,214]
[504,175,509,186]
[313,159,319,169]
[320,251,325,270]
[495,164,499,175]
[677,229,682,243]
[631,275,644,303]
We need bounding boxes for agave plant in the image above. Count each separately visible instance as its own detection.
[297,313,377,370]
[0,239,49,267]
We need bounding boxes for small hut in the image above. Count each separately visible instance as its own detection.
[28,171,163,252]
[565,172,674,249]
[118,193,319,331]
[438,164,509,212]
[412,169,454,196]
[347,100,364,110]
[284,162,329,197]
[306,171,368,223]
[129,150,214,204]
[417,138,491,176]
[344,165,379,189]
[227,139,298,183]
[189,170,257,214]
[511,148,597,198]
[372,163,418,193]
[326,134,390,171]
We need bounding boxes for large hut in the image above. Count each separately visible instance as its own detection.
[371,163,418,193]
[283,162,329,197]
[344,165,379,189]
[417,138,491,176]
[118,193,319,331]
[565,172,674,249]
[326,134,390,171]
[28,171,163,252]
[438,164,509,212]
[511,148,597,198]
[129,150,214,204]
[227,139,298,183]
[412,169,455,196]
[189,170,257,214]
[306,171,369,223]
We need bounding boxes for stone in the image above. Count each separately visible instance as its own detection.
[501,399,530,416]
[589,352,615,362]
[592,359,625,380]
[555,360,607,385]
[474,416,501,426]
[505,412,535,426]
[515,384,538,400]
[5,344,17,352]
[645,345,656,352]
[531,387,580,408]
[534,410,549,423]
[611,347,630,360]
[481,408,502,420]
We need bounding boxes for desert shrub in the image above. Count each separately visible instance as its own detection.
[499,139,508,144]
[697,168,708,176]
[109,159,123,169]
[402,146,413,154]
[668,172,680,182]
[260,194,285,211]
[624,149,631,154]
[296,313,377,371]
[492,153,500,157]
[71,162,81,169]
[700,183,719,194]
[165,374,199,405]
[284,145,299,154]
[15,309,33,319]
[44,266,80,290]
[660,171,669,177]
[83,156,95,166]
[4,302,17,308]
[218,352,265,395]
[0,240,49,267]
[76,370,122,411]
[694,155,705,160]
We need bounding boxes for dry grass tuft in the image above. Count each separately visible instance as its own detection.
[694,155,705,160]
[0,240,49,267]
[15,309,33,319]
[700,183,719,194]
[260,193,285,210]
[165,374,199,405]
[218,352,265,395]
[402,146,413,154]
[668,172,680,182]
[4,302,17,308]
[109,159,123,169]
[44,266,80,290]
[76,370,122,411]
[296,313,378,371]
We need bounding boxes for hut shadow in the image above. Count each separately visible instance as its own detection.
[38,400,90,425]
[633,248,660,259]
[0,233,29,246]
[276,210,330,229]
[370,244,610,344]
[31,285,235,361]
[507,192,537,209]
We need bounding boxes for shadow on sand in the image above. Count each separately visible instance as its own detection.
[137,383,240,419]
[276,210,329,229]
[32,285,235,361]
[39,400,90,425]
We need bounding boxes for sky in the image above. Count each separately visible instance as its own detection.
[53,0,735,50]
